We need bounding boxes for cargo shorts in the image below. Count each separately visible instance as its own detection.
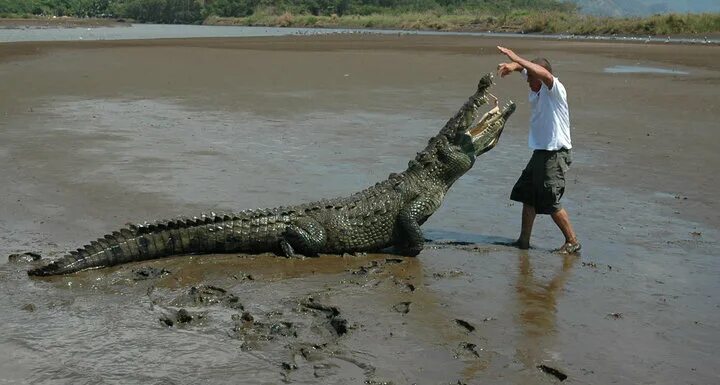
[510,149,572,215]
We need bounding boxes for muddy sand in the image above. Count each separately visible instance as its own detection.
[0,35,718,384]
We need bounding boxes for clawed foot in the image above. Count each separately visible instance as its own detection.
[279,240,320,258]
[280,240,297,258]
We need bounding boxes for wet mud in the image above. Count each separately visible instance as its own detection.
[0,34,718,384]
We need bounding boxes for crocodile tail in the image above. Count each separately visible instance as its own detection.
[27,214,239,276]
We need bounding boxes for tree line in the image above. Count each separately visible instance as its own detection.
[0,0,575,24]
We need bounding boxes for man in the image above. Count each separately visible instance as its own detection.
[496,46,580,253]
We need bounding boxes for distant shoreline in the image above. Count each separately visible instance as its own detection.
[1,15,718,44]
[0,17,127,28]
[203,11,720,39]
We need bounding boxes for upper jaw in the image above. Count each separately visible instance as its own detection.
[468,101,516,155]
[459,74,511,133]
[463,74,516,155]
[452,73,496,136]
[441,73,516,155]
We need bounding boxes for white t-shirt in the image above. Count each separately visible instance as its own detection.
[523,70,572,150]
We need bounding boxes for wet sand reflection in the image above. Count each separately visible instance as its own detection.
[515,253,578,371]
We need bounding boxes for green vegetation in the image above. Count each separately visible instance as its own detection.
[0,0,204,23]
[209,9,720,36]
[1,0,718,36]
[0,0,574,21]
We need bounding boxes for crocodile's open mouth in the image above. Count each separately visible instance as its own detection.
[466,96,516,156]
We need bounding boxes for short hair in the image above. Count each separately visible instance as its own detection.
[531,57,553,74]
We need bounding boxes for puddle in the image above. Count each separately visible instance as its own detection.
[604,65,689,75]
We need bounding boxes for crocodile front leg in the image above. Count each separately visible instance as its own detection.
[395,191,444,256]
[280,217,326,258]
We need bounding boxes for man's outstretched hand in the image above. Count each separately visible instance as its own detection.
[496,46,523,78]
[497,62,518,77]
[497,46,520,62]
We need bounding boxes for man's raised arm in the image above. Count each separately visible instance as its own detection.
[496,46,554,89]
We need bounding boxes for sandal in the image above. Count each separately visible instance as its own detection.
[555,242,582,254]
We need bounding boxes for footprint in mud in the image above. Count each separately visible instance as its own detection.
[394,279,416,292]
[300,297,349,336]
[349,257,408,275]
[453,341,493,363]
[455,319,476,332]
[228,297,350,353]
[132,267,171,281]
[392,301,411,314]
[153,285,242,329]
[231,314,299,351]
[432,270,465,279]
[170,285,244,310]
[455,342,482,359]
[7,252,42,263]
[156,286,378,383]
[282,342,377,382]
[309,356,376,381]
[537,364,568,381]
[159,308,207,327]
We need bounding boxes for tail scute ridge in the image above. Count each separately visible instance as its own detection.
[28,211,247,276]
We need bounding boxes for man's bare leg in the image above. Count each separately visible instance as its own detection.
[551,208,581,252]
[516,203,536,249]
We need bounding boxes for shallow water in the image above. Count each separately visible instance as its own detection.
[1,22,718,45]
[604,65,690,75]
[0,36,718,384]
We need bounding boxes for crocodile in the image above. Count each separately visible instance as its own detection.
[28,73,516,276]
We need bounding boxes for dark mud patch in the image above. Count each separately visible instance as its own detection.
[581,261,616,271]
[537,364,568,381]
[392,301,411,314]
[455,319,476,332]
[170,285,244,310]
[349,257,407,275]
[224,296,377,382]
[300,297,349,336]
[160,308,207,327]
[231,316,299,351]
[231,272,255,281]
[7,252,42,263]
[223,295,353,356]
[392,277,416,292]
[300,297,340,316]
[454,342,482,359]
[329,317,349,335]
[430,240,475,246]
[432,269,465,279]
[132,266,171,280]
[428,238,507,254]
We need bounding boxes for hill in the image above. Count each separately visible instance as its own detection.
[568,0,720,17]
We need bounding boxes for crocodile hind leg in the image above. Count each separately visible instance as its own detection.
[279,217,326,258]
